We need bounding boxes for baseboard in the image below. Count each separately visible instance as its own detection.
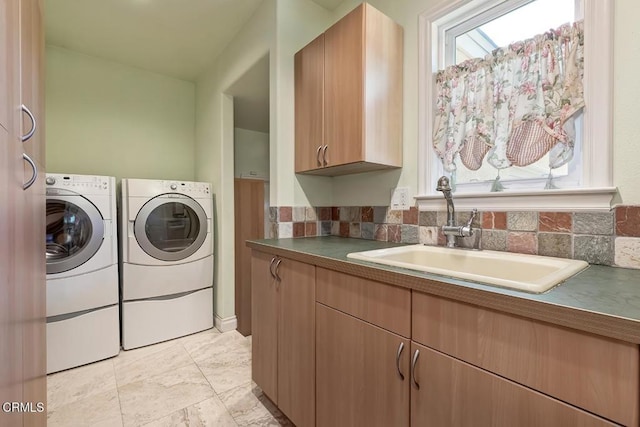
[215,315,238,333]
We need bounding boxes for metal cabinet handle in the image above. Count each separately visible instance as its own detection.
[396,342,405,380]
[21,104,36,142]
[411,349,420,389]
[269,256,277,279]
[274,258,282,282]
[322,145,328,167]
[23,153,37,190]
[316,145,323,167]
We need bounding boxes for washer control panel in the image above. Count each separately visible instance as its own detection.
[163,180,210,196]
[45,174,111,193]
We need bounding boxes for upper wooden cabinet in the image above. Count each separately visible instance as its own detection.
[294,3,403,176]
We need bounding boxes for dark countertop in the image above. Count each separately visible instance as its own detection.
[247,236,640,344]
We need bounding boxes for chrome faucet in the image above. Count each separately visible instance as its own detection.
[436,176,477,248]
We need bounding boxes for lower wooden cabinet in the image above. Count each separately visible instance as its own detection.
[410,343,617,426]
[316,303,409,427]
[412,291,639,426]
[250,250,315,427]
[249,254,639,427]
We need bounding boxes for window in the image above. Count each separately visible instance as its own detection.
[416,0,615,211]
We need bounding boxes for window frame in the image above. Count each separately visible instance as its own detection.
[415,0,616,212]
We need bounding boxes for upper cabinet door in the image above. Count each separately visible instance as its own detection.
[295,34,325,173]
[324,4,364,168]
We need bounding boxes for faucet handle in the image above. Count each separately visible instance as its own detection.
[466,209,478,228]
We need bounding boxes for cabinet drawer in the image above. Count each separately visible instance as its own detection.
[316,268,410,337]
[412,292,639,426]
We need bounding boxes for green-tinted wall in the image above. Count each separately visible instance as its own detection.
[46,46,196,182]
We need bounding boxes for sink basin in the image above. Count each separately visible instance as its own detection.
[347,244,588,293]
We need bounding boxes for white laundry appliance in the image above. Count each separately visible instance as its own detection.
[45,173,120,374]
[120,178,214,350]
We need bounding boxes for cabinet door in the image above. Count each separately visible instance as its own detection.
[19,0,45,164]
[295,34,324,173]
[316,303,409,427]
[410,343,617,426]
[324,3,364,167]
[251,251,279,403]
[277,258,315,427]
[19,2,46,425]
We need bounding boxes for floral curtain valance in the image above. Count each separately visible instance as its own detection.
[432,21,585,174]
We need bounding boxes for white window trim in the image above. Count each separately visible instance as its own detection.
[416,0,616,212]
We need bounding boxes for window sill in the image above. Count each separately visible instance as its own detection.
[414,187,618,212]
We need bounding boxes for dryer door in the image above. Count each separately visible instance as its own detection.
[134,194,208,262]
[46,191,105,274]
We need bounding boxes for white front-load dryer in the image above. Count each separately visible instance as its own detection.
[120,178,214,349]
[45,173,120,373]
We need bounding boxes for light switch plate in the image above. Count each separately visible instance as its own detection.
[391,187,410,211]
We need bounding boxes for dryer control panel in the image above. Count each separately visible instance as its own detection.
[124,178,212,199]
[164,181,211,197]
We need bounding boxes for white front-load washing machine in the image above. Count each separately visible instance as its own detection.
[120,178,214,350]
[45,173,120,374]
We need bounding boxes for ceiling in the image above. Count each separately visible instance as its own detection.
[45,0,343,81]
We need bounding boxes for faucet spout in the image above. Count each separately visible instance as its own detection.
[436,176,455,224]
[436,176,478,249]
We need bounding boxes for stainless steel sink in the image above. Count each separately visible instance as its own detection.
[347,244,588,293]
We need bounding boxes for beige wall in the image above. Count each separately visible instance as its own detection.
[46,46,196,182]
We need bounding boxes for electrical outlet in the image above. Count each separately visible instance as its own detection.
[391,187,410,211]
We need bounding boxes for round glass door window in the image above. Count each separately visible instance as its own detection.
[134,196,207,262]
[46,197,104,274]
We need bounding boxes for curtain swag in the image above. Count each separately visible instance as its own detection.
[432,20,585,174]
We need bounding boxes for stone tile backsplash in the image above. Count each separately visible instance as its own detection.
[267,205,640,269]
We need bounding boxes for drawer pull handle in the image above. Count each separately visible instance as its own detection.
[396,342,405,380]
[21,104,36,142]
[322,145,329,166]
[411,349,420,389]
[316,145,323,167]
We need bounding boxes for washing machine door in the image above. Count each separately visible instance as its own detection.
[46,189,105,274]
[134,194,208,262]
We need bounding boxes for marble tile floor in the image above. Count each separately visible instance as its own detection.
[47,329,293,426]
